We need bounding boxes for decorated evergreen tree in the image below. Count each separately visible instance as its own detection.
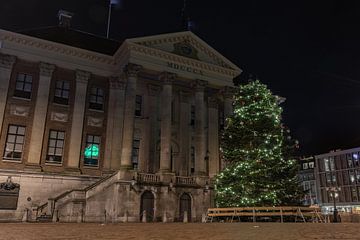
[215,80,303,207]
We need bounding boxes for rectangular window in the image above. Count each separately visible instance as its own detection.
[135,95,142,116]
[132,139,140,169]
[89,87,104,110]
[190,105,195,126]
[308,162,314,169]
[303,163,309,169]
[324,158,330,172]
[14,73,32,99]
[3,125,25,160]
[54,80,70,105]
[84,135,101,167]
[190,146,195,174]
[46,130,65,164]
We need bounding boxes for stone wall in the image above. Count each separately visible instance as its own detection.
[0,171,98,221]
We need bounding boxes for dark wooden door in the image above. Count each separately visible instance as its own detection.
[179,193,191,222]
[140,191,154,222]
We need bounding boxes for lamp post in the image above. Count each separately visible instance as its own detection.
[326,186,341,223]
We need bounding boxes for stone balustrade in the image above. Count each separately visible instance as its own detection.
[176,176,196,185]
[136,173,160,183]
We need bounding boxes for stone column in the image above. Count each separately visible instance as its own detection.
[193,80,208,175]
[208,96,219,177]
[0,54,16,135]
[120,63,142,169]
[179,91,191,176]
[67,70,90,171]
[104,76,126,171]
[147,84,161,173]
[222,86,235,118]
[27,62,55,166]
[159,72,175,172]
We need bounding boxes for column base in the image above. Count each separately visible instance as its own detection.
[65,167,82,175]
[24,163,43,172]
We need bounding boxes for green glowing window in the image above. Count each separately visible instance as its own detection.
[84,135,101,167]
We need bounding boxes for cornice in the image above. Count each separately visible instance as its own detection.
[0,30,115,66]
[39,62,55,77]
[126,41,239,78]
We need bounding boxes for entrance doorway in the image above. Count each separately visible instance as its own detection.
[179,193,192,222]
[140,191,155,222]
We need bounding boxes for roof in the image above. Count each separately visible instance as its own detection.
[18,26,122,55]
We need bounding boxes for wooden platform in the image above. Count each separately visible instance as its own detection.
[206,206,324,223]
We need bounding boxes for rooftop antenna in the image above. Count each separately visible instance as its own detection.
[107,0,119,38]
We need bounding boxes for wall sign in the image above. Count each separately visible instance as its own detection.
[167,62,204,76]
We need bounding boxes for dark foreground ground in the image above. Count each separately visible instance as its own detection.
[0,222,359,240]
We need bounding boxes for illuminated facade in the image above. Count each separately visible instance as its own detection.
[0,21,241,222]
[315,147,360,213]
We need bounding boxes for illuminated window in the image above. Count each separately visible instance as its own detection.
[132,139,140,169]
[308,162,314,168]
[46,130,65,164]
[135,95,142,116]
[324,158,330,172]
[3,125,25,160]
[303,163,309,169]
[89,87,104,110]
[54,80,70,105]
[84,135,100,167]
[14,73,32,99]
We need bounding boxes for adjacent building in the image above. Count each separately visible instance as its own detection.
[315,147,360,214]
[0,13,241,222]
[298,157,318,205]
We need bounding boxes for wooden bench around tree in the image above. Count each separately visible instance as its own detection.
[206,206,324,223]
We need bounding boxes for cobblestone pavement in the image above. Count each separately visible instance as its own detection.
[0,222,359,240]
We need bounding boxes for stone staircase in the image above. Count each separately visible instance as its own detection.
[36,171,120,222]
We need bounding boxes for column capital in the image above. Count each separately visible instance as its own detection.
[0,53,16,69]
[180,91,191,103]
[39,62,55,77]
[75,69,91,83]
[220,86,236,99]
[191,79,208,91]
[125,63,142,77]
[148,84,161,96]
[159,72,176,84]
[109,75,126,90]
[208,96,219,108]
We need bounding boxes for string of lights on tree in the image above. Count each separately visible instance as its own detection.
[215,80,303,207]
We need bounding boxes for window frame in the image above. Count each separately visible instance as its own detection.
[135,95,142,117]
[84,134,101,167]
[14,73,33,99]
[3,125,26,161]
[89,87,104,111]
[46,130,65,165]
[53,80,70,105]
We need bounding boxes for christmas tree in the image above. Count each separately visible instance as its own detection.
[215,80,303,207]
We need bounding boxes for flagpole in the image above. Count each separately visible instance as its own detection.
[106,0,112,38]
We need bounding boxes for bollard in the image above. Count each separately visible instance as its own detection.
[202,213,206,223]
[22,209,28,222]
[142,210,147,223]
[52,210,58,222]
[163,211,167,223]
[123,211,128,223]
[183,211,188,223]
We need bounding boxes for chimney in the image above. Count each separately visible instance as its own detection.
[57,10,74,28]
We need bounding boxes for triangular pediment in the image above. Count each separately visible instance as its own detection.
[126,31,241,73]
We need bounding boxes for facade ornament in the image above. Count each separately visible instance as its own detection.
[148,84,161,96]
[0,177,19,191]
[50,112,69,122]
[87,116,103,128]
[10,105,30,117]
[0,53,16,69]
[75,69,91,83]
[191,79,208,91]
[158,72,176,84]
[39,62,55,77]
[109,75,126,90]
[208,96,219,108]
[124,63,142,77]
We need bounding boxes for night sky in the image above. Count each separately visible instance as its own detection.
[1,0,360,156]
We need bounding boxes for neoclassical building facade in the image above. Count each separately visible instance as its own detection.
[0,24,241,222]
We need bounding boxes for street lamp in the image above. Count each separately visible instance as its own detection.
[326,186,341,223]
